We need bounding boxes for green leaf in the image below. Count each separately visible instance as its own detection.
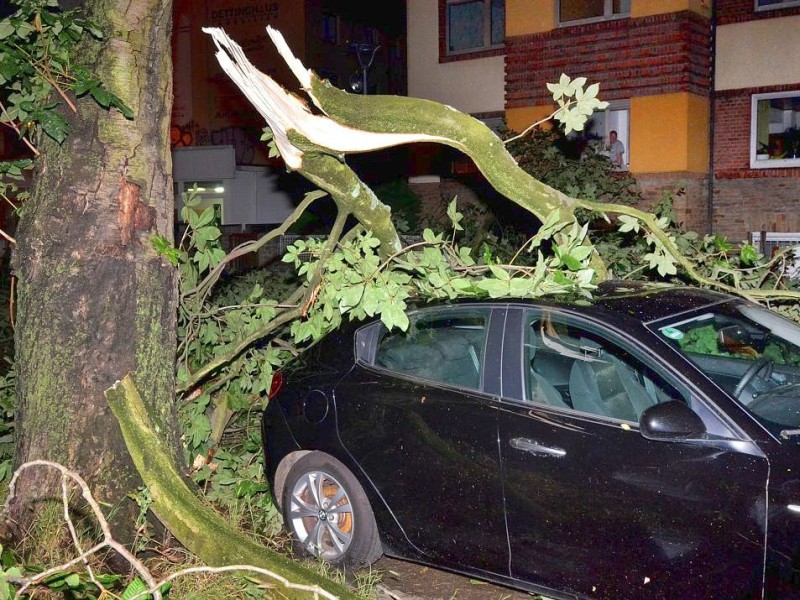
[88,86,112,107]
[234,480,269,497]
[65,573,81,588]
[476,278,510,298]
[122,577,149,600]
[446,198,463,231]
[617,215,640,234]
[0,22,14,40]
[571,245,593,261]
[74,77,98,97]
[37,110,69,144]
[195,206,216,228]
[339,284,364,311]
[561,253,582,271]
[380,301,409,331]
[740,244,758,266]
[488,265,510,281]
[15,21,34,39]
[422,228,438,244]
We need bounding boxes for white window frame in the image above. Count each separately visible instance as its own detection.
[755,0,800,12]
[446,0,505,56]
[749,90,800,170]
[574,101,630,169]
[557,0,630,26]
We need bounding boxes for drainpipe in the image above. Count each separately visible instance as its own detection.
[707,1,717,235]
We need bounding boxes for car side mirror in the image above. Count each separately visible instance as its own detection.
[640,401,707,441]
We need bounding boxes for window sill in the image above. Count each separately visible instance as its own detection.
[755,1,800,12]
[440,46,505,63]
[750,157,800,169]
[557,13,630,27]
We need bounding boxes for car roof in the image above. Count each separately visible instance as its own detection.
[404,280,735,326]
[590,280,734,324]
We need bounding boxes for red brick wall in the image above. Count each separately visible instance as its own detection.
[711,0,800,241]
[636,172,710,233]
[713,86,800,178]
[713,178,800,241]
[506,11,711,108]
[717,0,800,25]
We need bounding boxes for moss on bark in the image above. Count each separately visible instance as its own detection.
[106,375,357,600]
[9,0,180,544]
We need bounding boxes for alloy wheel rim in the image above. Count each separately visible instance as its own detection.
[289,470,354,560]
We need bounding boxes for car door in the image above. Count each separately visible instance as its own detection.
[496,307,770,599]
[334,305,509,573]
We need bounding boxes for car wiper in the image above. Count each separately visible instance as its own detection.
[780,428,800,439]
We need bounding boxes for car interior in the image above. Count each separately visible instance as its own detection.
[374,312,487,389]
[528,319,663,422]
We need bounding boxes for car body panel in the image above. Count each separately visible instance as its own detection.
[334,369,508,572]
[262,285,800,599]
[496,400,769,598]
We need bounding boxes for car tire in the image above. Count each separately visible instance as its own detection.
[282,452,382,567]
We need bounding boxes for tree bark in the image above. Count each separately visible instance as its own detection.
[8,0,179,544]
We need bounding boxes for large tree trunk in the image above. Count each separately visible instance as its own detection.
[7,0,179,543]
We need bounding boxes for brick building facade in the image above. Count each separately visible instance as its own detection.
[408,0,800,244]
[712,1,800,241]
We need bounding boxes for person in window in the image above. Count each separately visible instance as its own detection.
[608,130,625,168]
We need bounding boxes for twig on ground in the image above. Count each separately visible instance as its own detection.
[3,460,340,600]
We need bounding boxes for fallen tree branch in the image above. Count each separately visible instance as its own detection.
[105,374,357,600]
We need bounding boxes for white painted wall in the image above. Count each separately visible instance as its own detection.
[715,15,800,91]
[407,0,505,114]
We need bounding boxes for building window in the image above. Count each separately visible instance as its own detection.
[750,91,800,169]
[446,0,504,55]
[570,103,630,169]
[558,0,630,25]
[755,0,800,11]
[320,14,338,44]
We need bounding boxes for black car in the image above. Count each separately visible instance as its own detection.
[262,282,800,599]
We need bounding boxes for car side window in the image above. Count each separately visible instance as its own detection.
[373,308,490,390]
[526,313,687,422]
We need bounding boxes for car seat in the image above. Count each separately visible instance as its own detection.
[568,340,656,421]
[528,333,570,409]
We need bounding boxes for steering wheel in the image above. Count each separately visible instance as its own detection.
[733,357,773,399]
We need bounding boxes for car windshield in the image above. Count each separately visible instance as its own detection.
[653,301,800,439]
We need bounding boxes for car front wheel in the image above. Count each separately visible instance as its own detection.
[282,452,382,566]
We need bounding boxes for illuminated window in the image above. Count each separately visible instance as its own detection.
[558,0,630,25]
[446,0,504,54]
[750,91,800,169]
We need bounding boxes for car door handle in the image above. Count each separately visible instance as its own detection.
[510,437,566,458]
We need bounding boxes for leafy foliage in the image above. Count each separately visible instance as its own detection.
[504,126,641,206]
[592,192,800,292]
[547,73,609,134]
[0,0,134,225]
[281,201,596,340]
[0,0,132,144]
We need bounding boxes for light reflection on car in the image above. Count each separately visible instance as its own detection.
[262,281,800,599]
